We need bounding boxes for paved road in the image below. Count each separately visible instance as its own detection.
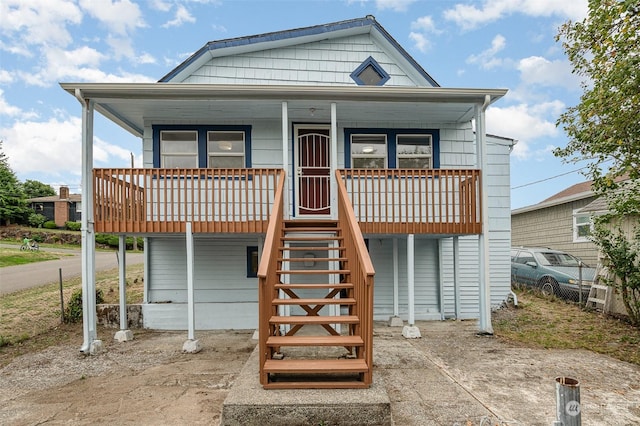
[0,244,144,295]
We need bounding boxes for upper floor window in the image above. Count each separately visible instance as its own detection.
[208,131,245,168]
[345,129,439,169]
[350,134,387,168]
[153,125,251,168]
[350,56,390,86]
[160,130,198,168]
[397,135,433,169]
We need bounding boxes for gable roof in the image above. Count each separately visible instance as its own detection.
[28,194,82,203]
[160,16,439,87]
[512,180,595,215]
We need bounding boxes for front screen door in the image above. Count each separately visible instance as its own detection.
[295,127,331,216]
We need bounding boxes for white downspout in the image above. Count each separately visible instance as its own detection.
[75,89,101,354]
[182,222,201,353]
[402,234,421,338]
[476,94,494,335]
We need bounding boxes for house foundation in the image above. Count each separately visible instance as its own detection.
[222,345,391,425]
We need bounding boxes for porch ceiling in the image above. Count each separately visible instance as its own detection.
[60,83,507,137]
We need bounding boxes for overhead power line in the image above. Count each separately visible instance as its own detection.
[511,166,588,190]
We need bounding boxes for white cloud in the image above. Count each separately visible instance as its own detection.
[1,115,132,179]
[517,56,581,91]
[79,0,145,35]
[486,102,563,160]
[375,0,416,12]
[411,16,440,34]
[444,0,588,30]
[0,0,82,51]
[149,0,172,12]
[106,35,135,60]
[0,89,23,117]
[162,4,196,28]
[0,70,14,84]
[409,32,431,53]
[466,34,507,70]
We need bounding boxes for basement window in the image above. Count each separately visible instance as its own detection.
[350,56,390,86]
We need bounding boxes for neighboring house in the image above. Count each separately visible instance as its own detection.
[511,180,600,267]
[579,194,638,318]
[62,16,513,384]
[28,186,82,227]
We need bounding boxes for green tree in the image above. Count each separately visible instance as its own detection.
[22,180,55,199]
[555,0,640,215]
[0,141,29,225]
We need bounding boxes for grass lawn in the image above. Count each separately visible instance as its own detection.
[493,289,640,365]
[0,247,63,267]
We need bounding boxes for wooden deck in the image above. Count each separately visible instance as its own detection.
[92,167,482,235]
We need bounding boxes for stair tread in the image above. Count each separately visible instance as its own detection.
[277,269,350,274]
[263,381,369,389]
[270,315,359,324]
[264,358,368,373]
[279,246,345,252]
[272,297,356,305]
[274,283,353,289]
[282,236,344,241]
[280,257,348,262]
[283,227,340,232]
[266,335,364,346]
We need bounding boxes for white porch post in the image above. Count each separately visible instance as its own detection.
[77,91,101,355]
[183,222,201,353]
[402,234,421,338]
[115,235,133,342]
[281,101,290,219]
[437,239,445,320]
[143,237,149,304]
[453,236,461,319]
[388,237,403,326]
[330,102,338,219]
[476,97,494,335]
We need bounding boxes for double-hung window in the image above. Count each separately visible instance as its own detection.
[573,210,592,242]
[345,129,439,169]
[350,135,387,168]
[154,125,251,168]
[397,135,433,169]
[160,130,198,168]
[208,131,245,168]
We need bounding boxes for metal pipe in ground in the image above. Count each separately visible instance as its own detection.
[554,376,581,425]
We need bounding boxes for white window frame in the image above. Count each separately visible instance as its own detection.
[160,130,198,168]
[573,209,592,242]
[207,131,245,168]
[350,134,387,169]
[396,134,433,169]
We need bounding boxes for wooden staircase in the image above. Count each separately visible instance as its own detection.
[259,219,372,389]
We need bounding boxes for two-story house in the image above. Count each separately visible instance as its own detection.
[62,16,512,388]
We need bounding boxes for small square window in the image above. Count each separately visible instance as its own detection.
[350,56,390,86]
[247,246,258,278]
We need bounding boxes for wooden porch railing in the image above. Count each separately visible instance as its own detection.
[93,168,283,233]
[335,170,375,386]
[337,168,482,234]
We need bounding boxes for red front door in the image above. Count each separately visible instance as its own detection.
[296,128,331,216]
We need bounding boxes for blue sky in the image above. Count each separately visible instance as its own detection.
[0,0,590,209]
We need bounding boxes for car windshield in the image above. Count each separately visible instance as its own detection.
[535,251,581,267]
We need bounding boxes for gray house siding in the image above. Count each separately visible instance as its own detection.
[183,34,419,87]
[511,197,599,266]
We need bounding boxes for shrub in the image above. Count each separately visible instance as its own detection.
[65,288,105,323]
[31,233,44,243]
[43,221,58,229]
[28,213,48,228]
[65,221,81,231]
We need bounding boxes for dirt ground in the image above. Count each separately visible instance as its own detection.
[1,319,639,425]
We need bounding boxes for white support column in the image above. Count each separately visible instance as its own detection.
[115,235,133,342]
[330,102,338,219]
[475,97,494,335]
[403,234,421,338]
[77,92,102,355]
[281,101,290,219]
[437,239,445,320]
[183,222,201,353]
[453,236,461,319]
[143,236,149,304]
[389,238,403,327]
